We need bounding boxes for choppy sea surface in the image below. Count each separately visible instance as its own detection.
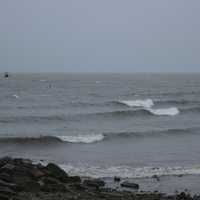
[1,73,200,179]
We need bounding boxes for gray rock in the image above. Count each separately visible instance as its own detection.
[83,179,105,188]
[0,179,16,188]
[0,194,10,200]
[0,186,16,196]
[0,163,15,172]
[41,177,68,192]
[114,176,121,182]
[64,176,81,183]
[120,181,139,189]
[0,157,13,168]
[30,168,45,179]
[0,173,12,183]
[45,163,68,181]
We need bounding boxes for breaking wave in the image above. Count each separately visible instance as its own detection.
[114,99,154,108]
[0,127,198,144]
[93,107,179,117]
[111,99,179,116]
[148,107,179,116]
[56,134,104,144]
[0,134,105,144]
[61,163,200,178]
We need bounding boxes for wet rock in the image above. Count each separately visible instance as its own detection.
[64,176,81,183]
[13,158,32,166]
[120,181,139,189]
[0,179,16,188]
[41,177,68,192]
[11,170,40,192]
[0,163,15,173]
[114,176,121,182]
[45,163,68,181]
[0,194,10,200]
[152,175,160,181]
[30,168,45,179]
[0,186,16,196]
[83,179,105,188]
[0,173,12,183]
[0,157,13,168]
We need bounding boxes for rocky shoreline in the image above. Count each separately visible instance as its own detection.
[0,157,198,200]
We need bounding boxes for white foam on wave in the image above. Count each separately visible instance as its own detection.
[148,107,180,116]
[57,134,104,144]
[60,164,200,178]
[118,99,180,116]
[119,99,154,108]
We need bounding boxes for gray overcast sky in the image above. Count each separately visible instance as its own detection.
[0,0,200,73]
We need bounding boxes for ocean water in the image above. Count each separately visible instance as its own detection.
[1,73,200,179]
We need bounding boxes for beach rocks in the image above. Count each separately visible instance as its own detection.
[83,179,105,188]
[120,181,139,189]
[45,163,68,181]
[114,176,121,182]
[40,177,69,192]
[0,157,199,200]
[0,157,75,198]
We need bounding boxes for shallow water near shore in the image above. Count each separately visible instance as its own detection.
[1,73,200,193]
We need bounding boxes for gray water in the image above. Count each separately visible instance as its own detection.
[1,73,200,178]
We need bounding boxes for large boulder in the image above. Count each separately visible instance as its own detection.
[64,176,81,184]
[30,167,45,179]
[0,194,10,200]
[45,163,68,181]
[40,177,69,192]
[83,179,105,188]
[0,186,16,196]
[0,173,12,183]
[0,157,13,168]
[120,181,139,189]
[0,164,15,174]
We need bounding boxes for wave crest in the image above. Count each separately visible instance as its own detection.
[117,99,154,108]
[57,134,104,144]
[61,164,200,178]
[148,107,180,116]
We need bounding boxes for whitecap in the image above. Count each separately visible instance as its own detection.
[119,99,154,108]
[60,164,200,178]
[57,134,104,144]
[148,107,180,116]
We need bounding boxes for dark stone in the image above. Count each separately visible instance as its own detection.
[13,158,32,166]
[0,186,16,196]
[152,175,160,181]
[114,176,121,182]
[41,177,68,192]
[0,194,10,200]
[0,179,16,188]
[11,171,40,192]
[64,176,81,183]
[45,163,68,181]
[0,157,13,168]
[0,163,15,173]
[72,183,85,191]
[83,179,105,188]
[120,181,139,189]
[42,177,61,185]
[0,173,12,183]
[30,168,45,179]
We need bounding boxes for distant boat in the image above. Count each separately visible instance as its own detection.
[4,72,9,78]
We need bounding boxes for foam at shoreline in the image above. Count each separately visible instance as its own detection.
[60,164,200,178]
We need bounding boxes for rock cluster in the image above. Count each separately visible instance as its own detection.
[0,157,198,200]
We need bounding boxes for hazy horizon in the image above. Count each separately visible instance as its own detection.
[0,0,200,73]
